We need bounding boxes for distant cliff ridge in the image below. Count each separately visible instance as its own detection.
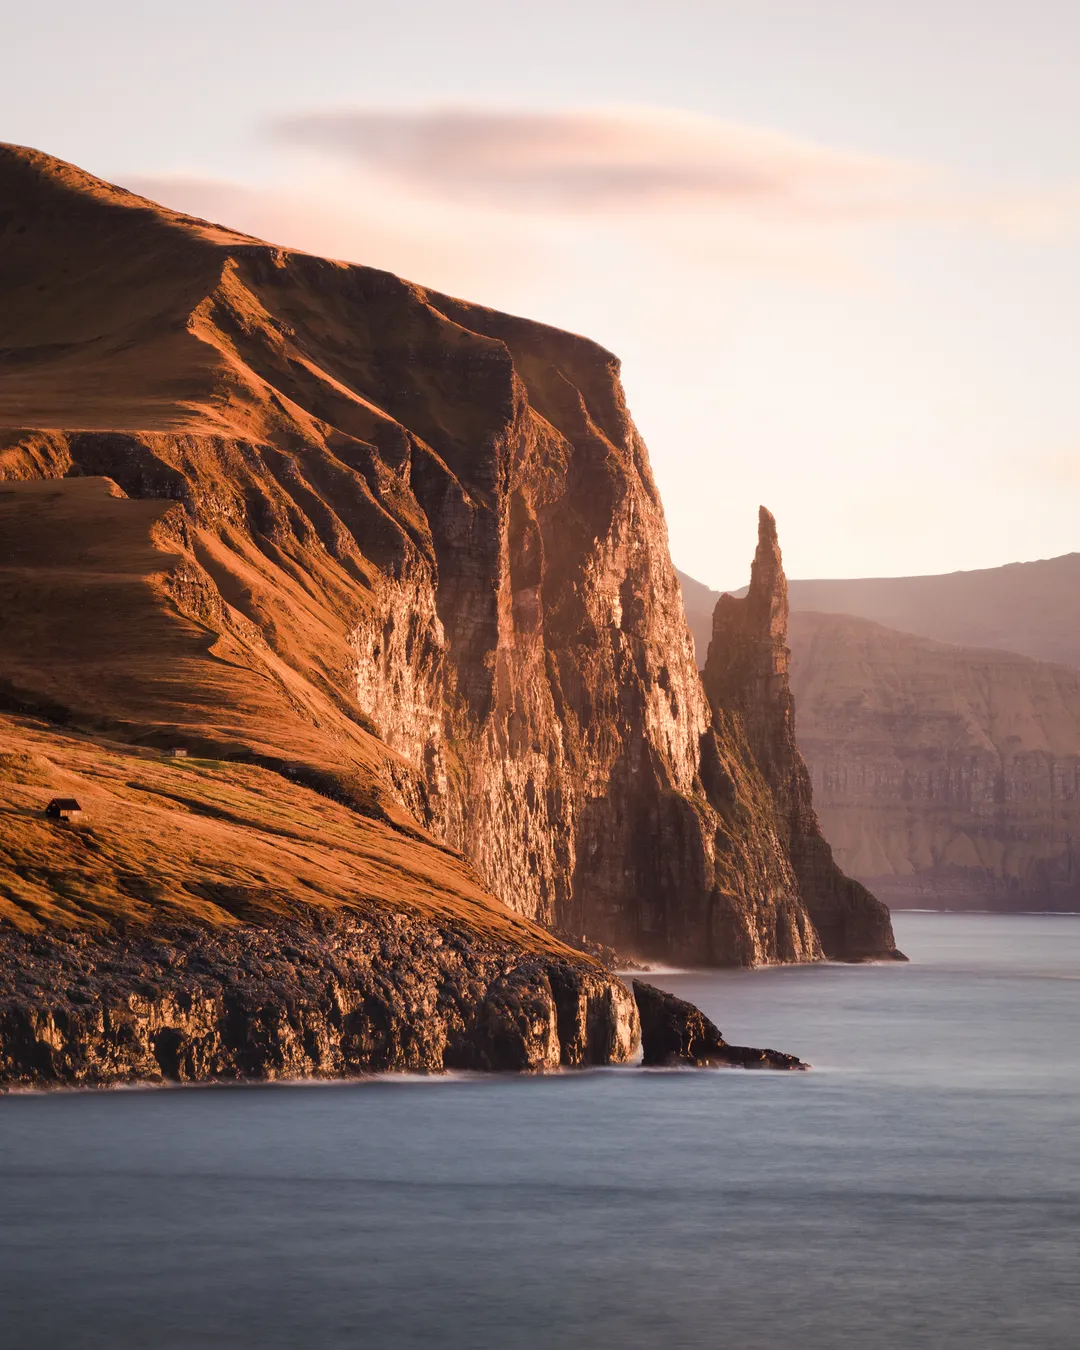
[0,144,896,1083]
[679,552,1080,669]
[788,612,1080,912]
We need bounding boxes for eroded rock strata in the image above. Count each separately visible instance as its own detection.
[632,980,806,1069]
[0,144,896,1084]
[683,559,1080,915]
[703,510,903,961]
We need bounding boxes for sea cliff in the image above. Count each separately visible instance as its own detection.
[0,143,894,1084]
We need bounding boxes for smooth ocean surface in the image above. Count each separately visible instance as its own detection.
[1,912,1079,1350]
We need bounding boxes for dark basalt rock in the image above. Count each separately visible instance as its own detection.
[0,914,640,1087]
[632,979,807,1070]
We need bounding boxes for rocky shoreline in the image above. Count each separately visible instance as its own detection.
[0,917,819,1087]
[0,911,639,1087]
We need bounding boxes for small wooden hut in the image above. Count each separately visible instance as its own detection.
[45,797,84,822]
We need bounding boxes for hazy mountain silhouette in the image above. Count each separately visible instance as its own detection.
[679,553,1080,670]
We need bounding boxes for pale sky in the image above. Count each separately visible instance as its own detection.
[4,1,1079,587]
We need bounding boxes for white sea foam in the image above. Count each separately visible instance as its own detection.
[615,965,695,976]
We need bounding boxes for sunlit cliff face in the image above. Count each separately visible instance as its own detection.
[0,142,894,968]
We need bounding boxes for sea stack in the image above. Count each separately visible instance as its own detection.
[703,508,905,961]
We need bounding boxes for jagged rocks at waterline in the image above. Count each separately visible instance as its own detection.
[703,509,905,963]
[0,913,640,1086]
[632,980,806,1069]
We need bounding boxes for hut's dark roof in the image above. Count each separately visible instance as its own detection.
[47,797,82,809]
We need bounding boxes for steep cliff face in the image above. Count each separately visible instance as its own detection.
[703,510,902,960]
[788,610,1080,911]
[0,142,830,976]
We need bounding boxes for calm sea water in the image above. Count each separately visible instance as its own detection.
[1,912,1078,1350]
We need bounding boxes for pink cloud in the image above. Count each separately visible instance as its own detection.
[267,105,924,219]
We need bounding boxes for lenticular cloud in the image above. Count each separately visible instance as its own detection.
[268,105,922,218]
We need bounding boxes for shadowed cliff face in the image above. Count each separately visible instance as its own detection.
[0,142,848,973]
[680,551,1080,916]
[703,510,902,961]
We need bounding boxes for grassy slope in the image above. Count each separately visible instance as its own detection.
[0,143,615,957]
[0,475,565,952]
[0,713,562,952]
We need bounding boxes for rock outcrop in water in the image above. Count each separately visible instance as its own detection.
[0,145,897,1085]
[632,980,806,1069]
[703,510,903,961]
